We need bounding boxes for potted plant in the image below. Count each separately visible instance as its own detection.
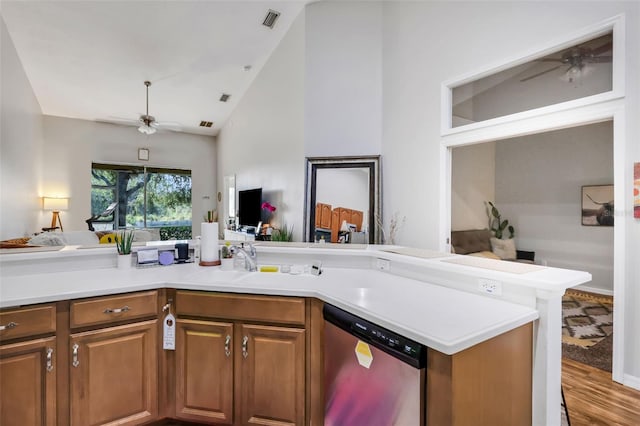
[116,230,135,269]
[220,242,234,270]
[271,223,294,242]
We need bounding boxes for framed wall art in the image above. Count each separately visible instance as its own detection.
[634,162,640,219]
[581,185,614,226]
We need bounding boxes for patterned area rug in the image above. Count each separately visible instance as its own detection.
[562,290,613,348]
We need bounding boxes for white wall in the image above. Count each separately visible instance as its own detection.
[379,0,639,381]
[304,1,382,157]
[451,142,495,230]
[217,0,639,381]
[41,116,216,237]
[495,122,614,292]
[0,18,44,240]
[216,9,305,239]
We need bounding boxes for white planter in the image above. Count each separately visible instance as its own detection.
[220,258,234,271]
[117,254,132,269]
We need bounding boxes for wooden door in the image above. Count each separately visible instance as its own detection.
[237,324,305,426]
[69,320,158,426]
[0,337,56,426]
[175,319,234,424]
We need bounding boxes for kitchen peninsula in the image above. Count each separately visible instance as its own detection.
[0,243,590,425]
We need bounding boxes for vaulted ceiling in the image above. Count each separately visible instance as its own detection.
[1,1,310,136]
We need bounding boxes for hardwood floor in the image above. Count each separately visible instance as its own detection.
[563,358,640,425]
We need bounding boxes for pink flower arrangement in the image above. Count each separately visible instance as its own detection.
[261,202,276,213]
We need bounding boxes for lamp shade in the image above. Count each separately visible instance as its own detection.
[43,197,69,211]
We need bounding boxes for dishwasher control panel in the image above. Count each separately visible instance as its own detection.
[324,303,426,368]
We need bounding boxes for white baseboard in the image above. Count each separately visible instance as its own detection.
[574,284,614,296]
[623,374,640,391]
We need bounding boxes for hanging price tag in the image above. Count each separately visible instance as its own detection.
[163,313,176,350]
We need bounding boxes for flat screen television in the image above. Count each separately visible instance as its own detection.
[238,188,262,227]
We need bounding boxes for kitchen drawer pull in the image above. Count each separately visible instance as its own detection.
[103,305,130,314]
[46,348,54,372]
[72,344,80,367]
[0,321,19,331]
[224,335,231,357]
[242,336,249,358]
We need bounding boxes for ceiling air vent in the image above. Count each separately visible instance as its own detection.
[262,9,280,29]
[219,93,231,103]
[199,121,213,128]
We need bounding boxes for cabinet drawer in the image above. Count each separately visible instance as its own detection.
[176,291,306,326]
[70,291,158,328]
[0,305,56,340]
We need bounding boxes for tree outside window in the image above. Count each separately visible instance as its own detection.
[91,164,192,240]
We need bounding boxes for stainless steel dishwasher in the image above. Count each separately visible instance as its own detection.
[323,303,427,426]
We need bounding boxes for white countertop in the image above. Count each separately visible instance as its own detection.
[0,255,540,355]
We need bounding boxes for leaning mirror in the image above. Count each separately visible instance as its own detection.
[305,156,380,244]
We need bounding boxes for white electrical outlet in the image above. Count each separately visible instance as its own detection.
[478,279,502,296]
[376,258,390,271]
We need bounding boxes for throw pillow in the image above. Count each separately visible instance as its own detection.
[99,233,117,244]
[490,237,517,260]
[28,232,66,246]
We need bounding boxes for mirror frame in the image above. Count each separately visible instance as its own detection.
[304,156,381,244]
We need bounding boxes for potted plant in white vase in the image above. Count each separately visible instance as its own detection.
[116,230,135,269]
[220,242,234,270]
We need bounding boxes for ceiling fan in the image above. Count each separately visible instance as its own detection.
[137,80,182,134]
[519,41,612,83]
[104,81,183,134]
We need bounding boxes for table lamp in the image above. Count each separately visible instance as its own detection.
[43,197,69,231]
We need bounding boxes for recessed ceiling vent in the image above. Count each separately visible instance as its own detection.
[262,9,280,29]
[219,93,231,102]
[199,121,213,128]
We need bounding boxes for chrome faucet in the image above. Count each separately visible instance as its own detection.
[233,243,258,272]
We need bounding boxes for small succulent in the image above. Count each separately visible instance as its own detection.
[116,230,135,255]
[221,242,233,259]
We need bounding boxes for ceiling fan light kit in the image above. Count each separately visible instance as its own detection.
[138,81,157,135]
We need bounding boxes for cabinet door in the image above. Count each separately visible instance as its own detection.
[69,320,157,426]
[238,324,305,426]
[175,319,234,424]
[0,337,56,426]
[320,203,332,229]
[350,210,363,232]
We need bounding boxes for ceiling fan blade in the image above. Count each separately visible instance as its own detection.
[155,121,184,132]
[588,55,612,63]
[519,65,562,82]
[590,41,612,56]
[537,58,563,63]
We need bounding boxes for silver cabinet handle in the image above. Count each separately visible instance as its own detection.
[0,321,19,331]
[224,335,231,357]
[103,306,130,314]
[46,348,54,372]
[242,336,249,359]
[72,344,80,367]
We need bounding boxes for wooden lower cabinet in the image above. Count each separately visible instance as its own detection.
[238,324,305,426]
[175,319,234,424]
[174,321,306,426]
[0,337,57,426]
[69,320,158,426]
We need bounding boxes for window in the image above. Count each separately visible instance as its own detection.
[447,29,615,130]
[91,163,192,239]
